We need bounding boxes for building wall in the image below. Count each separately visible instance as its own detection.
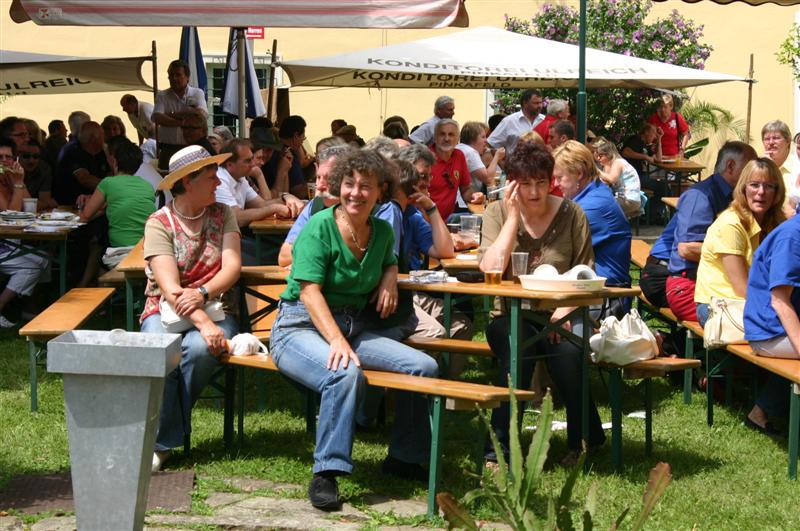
[1,0,795,168]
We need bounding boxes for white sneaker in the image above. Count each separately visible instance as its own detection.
[151,450,171,472]
[0,315,17,328]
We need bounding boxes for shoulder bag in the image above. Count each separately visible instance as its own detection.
[703,296,746,349]
[589,309,658,365]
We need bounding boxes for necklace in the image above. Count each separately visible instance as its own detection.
[173,202,206,221]
[338,209,368,252]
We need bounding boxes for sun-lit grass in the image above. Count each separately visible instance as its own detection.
[2,301,800,529]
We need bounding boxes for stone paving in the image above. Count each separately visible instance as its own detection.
[0,475,513,530]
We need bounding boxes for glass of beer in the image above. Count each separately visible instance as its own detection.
[511,252,529,284]
[307,182,317,199]
[484,254,504,285]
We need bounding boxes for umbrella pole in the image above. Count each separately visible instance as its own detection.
[152,40,159,144]
[237,28,246,138]
[267,39,278,124]
[577,0,587,143]
[745,53,754,143]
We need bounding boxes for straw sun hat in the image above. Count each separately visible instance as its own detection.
[157,145,230,191]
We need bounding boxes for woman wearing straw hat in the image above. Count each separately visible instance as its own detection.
[140,145,242,472]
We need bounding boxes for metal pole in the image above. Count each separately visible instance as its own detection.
[745,53,754,143]
[151,40,159,144]
[266,39,278,123]
[577,0,587,143]
[237,28,246,138]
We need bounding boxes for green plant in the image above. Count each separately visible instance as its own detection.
[437,389,672,530]
[498,0,713,144]
[777,23,800,82]
[681,99,747,149]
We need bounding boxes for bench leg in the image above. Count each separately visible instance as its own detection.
[706,349,715,427]
[125,278,135,331]
[683,331,695,405]
[581,307,590,471]
[305,389,317,434]
[609,368,623,472]
[427,396,443,518]
[644,378,653,458]
[224,366,236,452]
[28,341,38,412]
[237,367,245,449]
[789,383,800,480]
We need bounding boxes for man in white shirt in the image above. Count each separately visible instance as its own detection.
[215,139,303,264]
[409,95,455,146]
[152,59,209,170]
[487,89,544,154]
[120,94,154,144]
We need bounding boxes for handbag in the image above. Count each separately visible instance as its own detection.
[159,297,225,333]
[158,206,226,333]
[703,296,746,349]
[589,309,658,365]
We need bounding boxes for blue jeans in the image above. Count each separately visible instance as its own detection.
[696,303,709,327]
[269,299,438,474]
[141,313,239,451]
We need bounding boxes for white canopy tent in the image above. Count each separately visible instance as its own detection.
[279,26,744,90]
[0,50,152,96]
[9,0,468,28]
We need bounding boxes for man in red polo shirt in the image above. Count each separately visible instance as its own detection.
[429,119,484,220]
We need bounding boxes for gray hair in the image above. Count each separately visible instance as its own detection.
[761,120,791,143]
[396,144,435,166]
[317,144,353,164]
[433,118,459,135]
[714,141,756,174]
[364,135,400,159]
[546,99,569,116]
[434,95,454,112]
[68,111,90,136]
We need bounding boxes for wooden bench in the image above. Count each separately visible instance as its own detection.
[19,287,116,412]
[595,356,701,471]
[704,343,800,479]
[98,268,126,287]
[218,353,534,517]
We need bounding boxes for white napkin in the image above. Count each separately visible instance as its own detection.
[228,333,269,356]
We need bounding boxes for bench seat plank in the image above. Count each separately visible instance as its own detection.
[726,344,800,384]
[402,337,493,357]
[20,288,115,340]
[98,269,126,287]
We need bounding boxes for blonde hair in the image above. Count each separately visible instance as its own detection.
[593,136,621,161]
[552,139,597,181]
[518,130,544,147]
[730,157,786,237]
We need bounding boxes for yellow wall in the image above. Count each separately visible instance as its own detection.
[1,0,796,169]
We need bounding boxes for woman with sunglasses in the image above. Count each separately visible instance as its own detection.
[694,158,786,326]
[479,141,605,467]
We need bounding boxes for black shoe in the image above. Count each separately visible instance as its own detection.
[308,475,341,511]
[744,417,782,437]
[381,455,428,483]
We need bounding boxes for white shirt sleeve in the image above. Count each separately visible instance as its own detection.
[214,172,239,207]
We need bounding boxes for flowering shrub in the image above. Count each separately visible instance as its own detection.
[777,23,800,81]
[498,0,712,144]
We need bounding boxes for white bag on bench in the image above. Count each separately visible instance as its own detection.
[590,309,658,365]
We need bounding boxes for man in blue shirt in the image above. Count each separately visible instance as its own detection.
[665,141,756,321]
[742,213,800,432]
[640,215,677,308]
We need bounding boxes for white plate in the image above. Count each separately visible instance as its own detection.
[40,211,79,221]
[0,220,33,228]
[36,219,77,227]
[1,210,35,220]
[25,226,65,233]
[659,158,676,164]
[455,254,478,261]
[518,275,607,292]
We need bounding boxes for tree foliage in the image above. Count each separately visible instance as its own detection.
[496,0,713,144]
[776,23,800,82]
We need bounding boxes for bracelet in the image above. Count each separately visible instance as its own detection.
[197,286,209,302]
[13,183,25,189]
[424,205,438,216]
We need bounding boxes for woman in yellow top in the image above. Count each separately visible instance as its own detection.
[694,158,786,325]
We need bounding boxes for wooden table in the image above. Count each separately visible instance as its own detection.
[661,196,679,219]
[437,255,480,272]
[467,202,486,215]
[116,240,146,330]
[249,217,295,263]
[650,159,705,194]
[397,276,640,449]
[0,225,76,295]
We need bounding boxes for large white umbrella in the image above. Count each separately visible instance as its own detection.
[0,50,152,95]
[9,0,468,28]
[279,26,743,90]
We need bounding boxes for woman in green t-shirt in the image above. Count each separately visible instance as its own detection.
[270,149,438,511]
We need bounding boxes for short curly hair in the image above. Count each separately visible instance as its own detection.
[504,141,554,181]
[328,148,392,197]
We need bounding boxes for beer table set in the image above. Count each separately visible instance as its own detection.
[649,158,705,195]
[249,217,295,263]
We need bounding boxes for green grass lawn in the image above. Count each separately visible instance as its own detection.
[2,313,799,529]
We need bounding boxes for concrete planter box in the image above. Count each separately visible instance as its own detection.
[48,329,182,531]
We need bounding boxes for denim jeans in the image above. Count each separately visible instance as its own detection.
[696,302,709,327]
[141,313,239,451]
[269,299,439,474]
[484,314,605,458]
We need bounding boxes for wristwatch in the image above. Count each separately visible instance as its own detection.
[197,286,209,302]
[424,204,438,216]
